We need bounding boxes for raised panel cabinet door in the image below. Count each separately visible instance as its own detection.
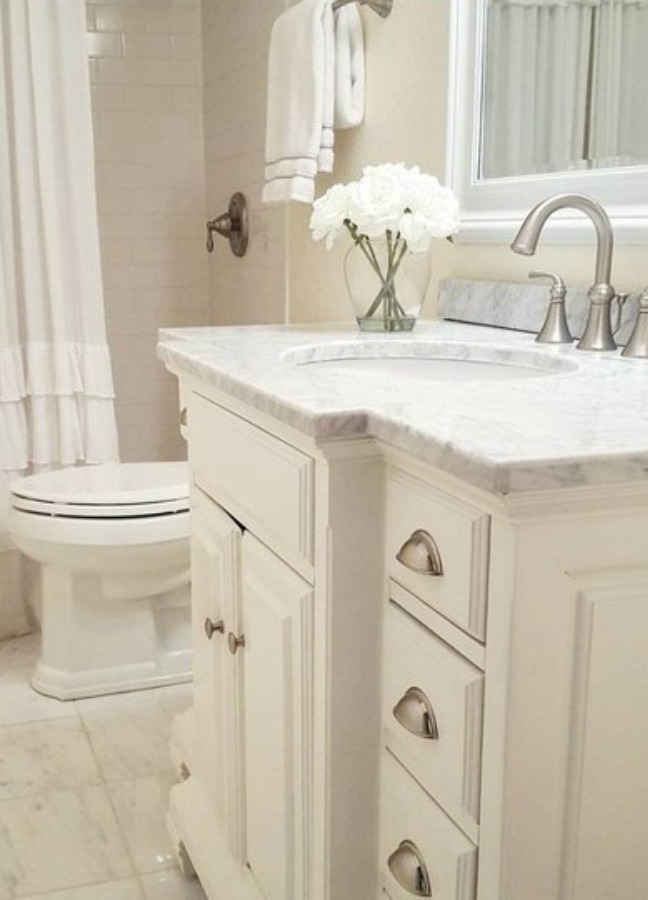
[190,487,244,852]
[241,532,315,900]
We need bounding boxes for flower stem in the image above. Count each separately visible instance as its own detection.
[346,228,414,329]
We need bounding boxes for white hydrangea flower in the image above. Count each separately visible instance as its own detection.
[309,183,352,248]
[310,163,460,251]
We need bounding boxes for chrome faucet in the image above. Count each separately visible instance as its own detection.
[511,194,617,351]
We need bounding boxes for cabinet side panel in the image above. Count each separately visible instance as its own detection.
[322,448,385,900]
[563,584,648,900]
[497,509,648,900]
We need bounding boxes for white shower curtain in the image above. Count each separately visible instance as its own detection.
[0,0,119,488]
[0,0,119,632]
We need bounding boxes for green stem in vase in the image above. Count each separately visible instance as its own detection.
[374,237,410,325]
[347,228,414,329]
[345,222,385,282]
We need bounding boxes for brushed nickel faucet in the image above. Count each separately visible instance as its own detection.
[511,194,617,351]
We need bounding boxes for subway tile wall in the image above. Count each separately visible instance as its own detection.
[87,0,208,463]
[202,0,288,326]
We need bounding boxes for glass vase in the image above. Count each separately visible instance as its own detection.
[343,238,431,332]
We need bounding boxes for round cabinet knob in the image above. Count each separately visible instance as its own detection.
[204,617,224,640]
[396,530,444,576]
[392,686,439,741]
[387,840,432,896]
[227,632,246,655]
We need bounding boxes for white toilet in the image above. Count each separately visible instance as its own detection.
[8,462,191,701]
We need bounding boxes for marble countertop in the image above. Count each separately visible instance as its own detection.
[157,321,648,495]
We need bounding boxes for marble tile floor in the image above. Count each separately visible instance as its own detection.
[0,633,207,900]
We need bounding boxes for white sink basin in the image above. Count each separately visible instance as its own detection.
[283,339,578,383]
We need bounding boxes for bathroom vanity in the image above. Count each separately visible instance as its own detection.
[158,321,648,900]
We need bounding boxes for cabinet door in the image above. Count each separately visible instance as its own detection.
[190,488,244,852]
[241,532,315,900]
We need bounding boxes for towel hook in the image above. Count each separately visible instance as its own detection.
[332,0,393,17]
[206,192,249,257]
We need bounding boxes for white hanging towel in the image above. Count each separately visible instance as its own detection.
[262,0,365,205]
[335,4,365,129]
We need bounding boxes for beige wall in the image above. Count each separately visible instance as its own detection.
[87,0,208,462]
[200,0,646,325]
[202,0,288,326]
[289,0,647,322]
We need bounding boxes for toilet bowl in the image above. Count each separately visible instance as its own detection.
[8,462,191,700]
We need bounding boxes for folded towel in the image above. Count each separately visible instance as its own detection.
[335,4,365,129]
[262,0,365,205]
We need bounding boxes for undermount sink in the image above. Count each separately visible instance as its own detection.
[282,339,579,383]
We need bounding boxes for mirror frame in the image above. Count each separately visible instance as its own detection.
[446,0,648,244]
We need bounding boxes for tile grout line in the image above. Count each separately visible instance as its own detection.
[0,635,184,897]
[0,712,79,732]
[76,697,180,898]
[71,698,146,893]
[12,874,144,899]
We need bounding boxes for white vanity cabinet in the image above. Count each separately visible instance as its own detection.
[168,385,386,900]
[170,394,318,900]
[165,357,648,900]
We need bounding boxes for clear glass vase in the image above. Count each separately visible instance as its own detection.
[343,238,432,332]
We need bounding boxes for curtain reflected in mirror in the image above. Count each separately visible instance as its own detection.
[480,0,648,179]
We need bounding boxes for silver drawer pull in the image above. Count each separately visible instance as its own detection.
[392,686,439,741]
[228,632,246,655]
[179,407,188,427]
[396,530,443,576]
[387,840,432,896]
[204,617,225,640]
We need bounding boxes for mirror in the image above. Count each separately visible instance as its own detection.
[447,0,648,242]
[481,0,648,179]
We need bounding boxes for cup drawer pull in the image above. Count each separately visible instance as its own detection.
[387,839,432,896]
[396,530,443,576]
[392,686,439,741]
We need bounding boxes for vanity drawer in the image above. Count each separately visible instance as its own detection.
[189,392,314,568]
[383,601,483,833]
[380,751,477,900]
[386,469,490,640]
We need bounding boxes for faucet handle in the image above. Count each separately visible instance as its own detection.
[621,287,648,358]
[528,270,567,299]
[527,270,573,344]
[612,292,631,336]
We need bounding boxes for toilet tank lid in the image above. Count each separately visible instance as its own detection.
[9,462,190,506]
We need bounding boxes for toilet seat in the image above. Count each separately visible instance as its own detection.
[10,462,189,520]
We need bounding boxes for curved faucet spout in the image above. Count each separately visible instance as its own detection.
[511,193,613,287]
[511,193,617,351]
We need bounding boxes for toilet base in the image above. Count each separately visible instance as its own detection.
[32,651,192,701]
[34,563,192,701]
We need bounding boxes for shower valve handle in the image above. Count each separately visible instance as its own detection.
[206,192,249,257]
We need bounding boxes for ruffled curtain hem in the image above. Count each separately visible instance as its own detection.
[0,341,115,401]
[1,395,119,472]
